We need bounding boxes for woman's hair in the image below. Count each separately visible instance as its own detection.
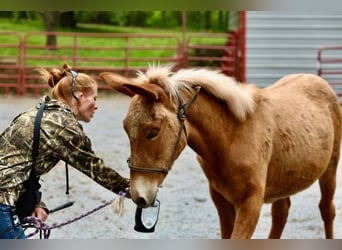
[36,63,97,104]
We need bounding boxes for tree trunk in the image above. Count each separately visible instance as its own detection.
[40,11,61,50]
[204,11,211,30]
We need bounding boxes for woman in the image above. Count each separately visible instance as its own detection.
[0,63,130,239]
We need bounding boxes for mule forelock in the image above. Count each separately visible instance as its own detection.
[135,64,182,101]
[136,64,173,87]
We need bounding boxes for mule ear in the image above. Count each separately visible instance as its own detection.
[99,72,135,97]
[123,83,167,101]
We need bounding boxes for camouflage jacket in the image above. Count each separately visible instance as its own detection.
[0,96,129,206]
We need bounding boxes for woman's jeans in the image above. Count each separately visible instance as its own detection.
[0,203,26,239]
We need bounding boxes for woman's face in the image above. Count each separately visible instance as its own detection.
[74,86,98,123]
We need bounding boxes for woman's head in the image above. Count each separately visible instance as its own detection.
[37,63,98,122]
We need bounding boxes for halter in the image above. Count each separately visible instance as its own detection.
[127,86,201,175]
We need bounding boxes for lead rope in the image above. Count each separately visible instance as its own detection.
[23,188,129,239]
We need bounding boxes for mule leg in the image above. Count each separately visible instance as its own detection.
[230,194,264,239]
[209,187,236,239]
[268,197,291,239]
[318,160,338,239]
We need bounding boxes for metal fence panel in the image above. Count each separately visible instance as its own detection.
[0,31,239,95]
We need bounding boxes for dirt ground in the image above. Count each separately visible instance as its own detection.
[1,94,342,239]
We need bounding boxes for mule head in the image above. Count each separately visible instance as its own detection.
[100,72,188,208]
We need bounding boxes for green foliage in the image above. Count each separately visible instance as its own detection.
[0,11,228,32]
[145,11,181,28]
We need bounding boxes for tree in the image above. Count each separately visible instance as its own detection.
[204,11,211,30]
[39,11,61,49]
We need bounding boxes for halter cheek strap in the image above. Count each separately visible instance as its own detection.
[176,86,201,137]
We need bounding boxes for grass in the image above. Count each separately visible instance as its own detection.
[0,18,228,68]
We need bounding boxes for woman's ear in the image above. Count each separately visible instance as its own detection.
[75,92,83,101]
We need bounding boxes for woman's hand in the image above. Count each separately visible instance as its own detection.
[31,207,48,221]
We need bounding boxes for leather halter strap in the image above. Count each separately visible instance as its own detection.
[127,86,201,175]
[127,157,169,174]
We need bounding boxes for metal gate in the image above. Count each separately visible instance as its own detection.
[317,45,342,103]
[0,32,22,94]
[0,31,241,95]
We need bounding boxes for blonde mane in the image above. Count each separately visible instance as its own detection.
[138,65,256,121]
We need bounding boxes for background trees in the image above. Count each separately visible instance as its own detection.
[0,11,228,47]
[0,11,228,32]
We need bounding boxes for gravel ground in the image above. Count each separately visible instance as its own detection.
[1,94,341,239]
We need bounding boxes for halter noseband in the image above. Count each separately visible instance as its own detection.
[127,158,169,174]
[127,86,201,175]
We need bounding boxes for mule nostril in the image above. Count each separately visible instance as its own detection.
[136,197,147,208]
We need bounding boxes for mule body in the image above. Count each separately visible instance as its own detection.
[100,67,341,239]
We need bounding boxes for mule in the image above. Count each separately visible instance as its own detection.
[100,65,341,239]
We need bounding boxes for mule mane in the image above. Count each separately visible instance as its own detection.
[136,65,256,121]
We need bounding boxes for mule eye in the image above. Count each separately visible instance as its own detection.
[146,129,159,140]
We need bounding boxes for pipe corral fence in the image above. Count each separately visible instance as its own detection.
[317,45,342,104]
[0,31,243,95]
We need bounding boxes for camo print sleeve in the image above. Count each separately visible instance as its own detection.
[0,96,129,206]
[47,116,130,194]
